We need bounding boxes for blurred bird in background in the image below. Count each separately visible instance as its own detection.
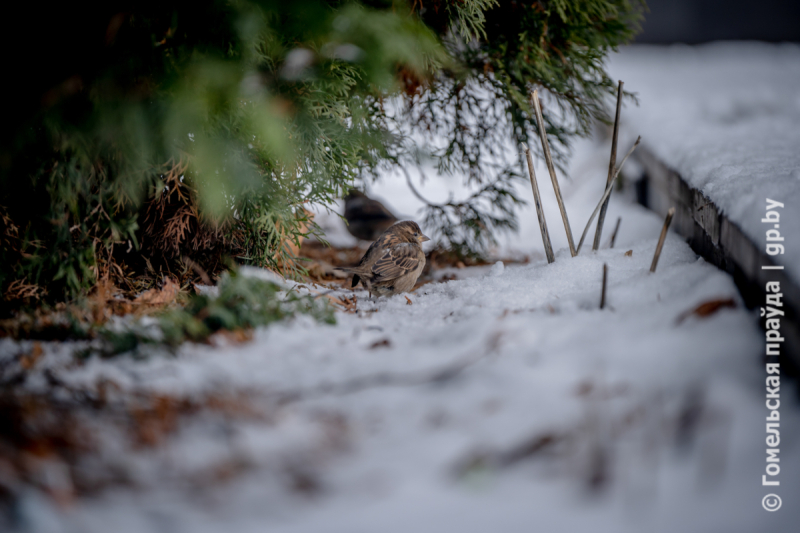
[343,189,398,241]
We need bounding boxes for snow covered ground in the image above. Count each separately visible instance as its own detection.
[609,42,800,283]
[2,43,799,532]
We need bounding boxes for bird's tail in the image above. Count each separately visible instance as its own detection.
[333,266,362,275]
[334,267,365,289]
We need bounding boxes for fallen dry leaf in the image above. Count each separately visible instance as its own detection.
[209,329,254,346]
[675,297,737,325]
[624,250,633,257]
[369,339,391,349]
[135,277,180,306]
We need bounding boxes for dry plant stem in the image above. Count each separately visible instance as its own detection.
[575,136,641,254]
[609,217,622,249]
[525,148,555,263]
[650,207,675,273]
[594,80,624,250]
[600,263,608,309]
[531,90,576,257]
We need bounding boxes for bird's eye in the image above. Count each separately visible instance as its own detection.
[413,232,419,237]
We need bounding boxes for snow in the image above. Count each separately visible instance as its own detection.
[607,42,800,282]
[4,195,798,532]
[3,44,799,532]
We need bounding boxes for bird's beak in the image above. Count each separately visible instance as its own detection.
[419,234,431,243]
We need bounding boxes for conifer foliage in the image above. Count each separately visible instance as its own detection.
[0,1,643,307]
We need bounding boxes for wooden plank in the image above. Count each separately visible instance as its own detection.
[632,145,800,371]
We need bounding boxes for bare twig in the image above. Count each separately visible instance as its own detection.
[594,80,624,251]
[531,90,576,257]
[600,263,608,309]
[401,166,442,207]
[453,432,563,475]
[524,148,555,263]
[609,217,622,249]
[650,207,675,273]
[575,137,640,254]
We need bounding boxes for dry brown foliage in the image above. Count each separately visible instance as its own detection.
[3,279,47,302]
[134,277,180,307]
[0,205,21,255]
[141,159,239,272]
[0,276,186,340]
[0,393,90,504]
[0,389,265,503]
[136,158,309,287]
[1,206,48,305]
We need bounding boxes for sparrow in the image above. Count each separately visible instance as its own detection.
[336,221,430,297]
[343,189,398,241]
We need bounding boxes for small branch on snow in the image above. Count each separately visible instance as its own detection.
[594,80,624,251]
[600,263,608,310]
[530,90,576,257]
[524,148,555,263]
[650,207,675,273]
[608,217,622,249]
[453,432,563,475]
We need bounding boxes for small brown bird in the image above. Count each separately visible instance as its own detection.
[336,221,430,297]
[343,189,398,241]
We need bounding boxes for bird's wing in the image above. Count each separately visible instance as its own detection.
[355,230,400,267]
[371,243,422,281]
